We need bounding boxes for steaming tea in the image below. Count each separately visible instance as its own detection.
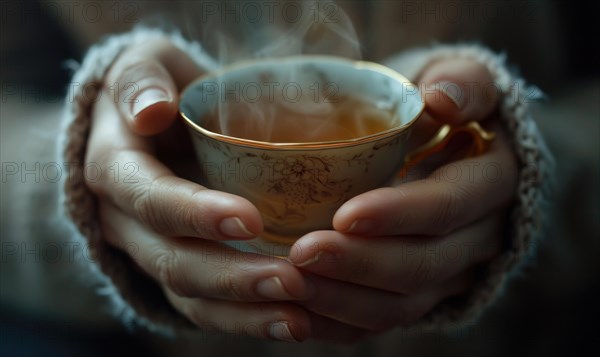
[202,95,397,143]
[181,56,494,255]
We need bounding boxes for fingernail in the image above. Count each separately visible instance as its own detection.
[292,250,338,269]
[346,219,375,234]
[219,217,255,239]
[293,251,323,268]
[132,88,171,117]
[430,81,465,110]
[256,277,295,300]
[269,321,297,342]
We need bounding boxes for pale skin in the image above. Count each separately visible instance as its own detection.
[85,38,517,342]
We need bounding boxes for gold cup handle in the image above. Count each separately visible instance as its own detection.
[399,121,496,178]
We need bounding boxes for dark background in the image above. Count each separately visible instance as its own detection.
[1,0,599,356]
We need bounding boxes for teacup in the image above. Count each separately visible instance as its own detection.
[179,56,493,255]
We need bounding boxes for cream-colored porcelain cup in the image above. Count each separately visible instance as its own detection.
[180,56,493,255]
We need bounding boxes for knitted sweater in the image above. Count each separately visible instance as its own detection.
[59,27,553,338]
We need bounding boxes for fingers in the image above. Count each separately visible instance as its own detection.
[99,201,310,302]
[165,291,311,342]
[100,200,314,343]
[295,58,503,340]
[417,57,499,125]
[87,90,262,240]
[300,271,472,332]
[333,123,517,236]
[101,201,368,344]
[87,38,239,239]
[290,213,502,294]
[105,37,203,135]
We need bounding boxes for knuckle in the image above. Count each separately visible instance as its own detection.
[131,177,164,230]
[179,203,205,237]
[131,177,211,237]
[431,186,470,234]
[211,270,249,300]
[152,247,189,297]
[184,191,216,238]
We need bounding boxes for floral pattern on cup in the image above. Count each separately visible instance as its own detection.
[191,132,404,235]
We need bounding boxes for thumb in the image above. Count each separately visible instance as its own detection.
[418,58,499,126]
[106,39,203,136]
[108,56,178,136]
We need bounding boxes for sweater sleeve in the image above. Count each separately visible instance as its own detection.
[59,27,218,334]
[383,44,554,329]
[60,30,553,334]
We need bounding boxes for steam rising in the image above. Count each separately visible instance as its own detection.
[184,0,362,61]
[181,0,394,143]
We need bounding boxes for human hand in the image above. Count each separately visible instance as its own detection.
[288,58,518,341]
[85,38,316,342]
